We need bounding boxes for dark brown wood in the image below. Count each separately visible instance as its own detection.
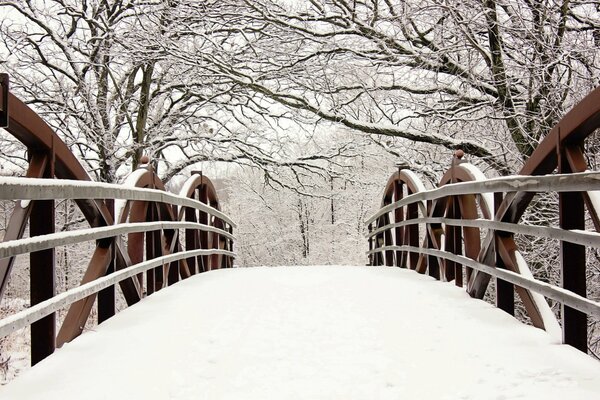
[494,193,514,316]
[374,214,385,266]
[407,191,419,270]
[145,204,158,295]
[0,153,48,300]
[383,212,394,266]
[427,233,440,280]
[0,73,8,128]
[98,198,115,324]
[0,83,236,367]
[29,157,56,365]
[443,197,457,283]
[185,205,198,275]
[393,180,404,267]
[210,209,222,269]
[426,201,440,280]
[368,224,373,266]
[559,145,587,352]
[496,236,545,329]
[199,185,210,271]
[152,203,165,290]
[227,224,234,268]
[57,246,112,347]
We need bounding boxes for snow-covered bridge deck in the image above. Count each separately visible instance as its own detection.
[2,266,599,400]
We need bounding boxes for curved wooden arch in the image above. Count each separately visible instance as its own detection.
[497,87,600,227]
[474,87,600,335]
[372,169,426,268]
[0,75,233,362]
[118,168,192,297]
[424,160,493,284]
[365,88,600,351]
[432,160,560,333]
[178,173,233,272]
[0,80,116,300]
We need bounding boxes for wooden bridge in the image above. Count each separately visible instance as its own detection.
[0,74,600,398]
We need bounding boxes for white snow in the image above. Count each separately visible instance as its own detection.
[514,250,562,342]
[1,266,599,399]
[399,168,428,215]
[459,163,494,217]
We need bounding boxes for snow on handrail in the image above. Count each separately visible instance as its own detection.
[0,221,236,260]
[0,177,236,227]
[366,217,600,248]
[367,245,600,320]
[0,248,236,339]
[365,171,600,225]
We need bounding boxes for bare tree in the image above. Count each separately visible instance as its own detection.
[0,0,348,184]
[153,0,599,174]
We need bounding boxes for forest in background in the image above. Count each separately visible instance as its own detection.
[0,0,599,381]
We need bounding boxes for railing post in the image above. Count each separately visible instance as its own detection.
[145,202,158,296]
[210,205,222,269]
[384,211,394,267]
[406,191,419,270]
[559,143,587,351]
[443,196,457,283]
[98,198,115,323]
[29,151,56,365]
[367,224,373,266]
[227,224,234,268]
[185,201,198,275]
[449,151,463,286]
[0,73,8,128]
[199,183,209,272]
[494,192,514,316]
[375,217,385,266]
[393,179,404,267]
[426,200,440,280]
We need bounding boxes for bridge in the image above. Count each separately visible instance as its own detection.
[0,74,599,398]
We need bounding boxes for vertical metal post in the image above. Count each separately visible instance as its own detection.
[374,217,384,266]
[494,192,514,315]
[559,144,587,351]
[384,211,394,267]
[393,180,404,267]
[367,224,373,266]
[198,185,209,272]
[145,204,157,295]
[448,151,463,286]
[407,191,419,270]
[30,152,55,365]
[229,225,235,268]
[443,197,456,283]
[185,201,198,275]
[210,208,221,269]
[98,199,115,323]
[426,200,440,280]
[0,73,8,128]
[453,197,463,287]
[226,224,234,268]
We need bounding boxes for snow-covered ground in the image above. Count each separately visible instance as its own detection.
[1,266,599,399]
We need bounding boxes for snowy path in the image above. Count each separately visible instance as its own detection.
[2,266,600,399]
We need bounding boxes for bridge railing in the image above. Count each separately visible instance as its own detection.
[366,87,600,353]
[0,74,236,365]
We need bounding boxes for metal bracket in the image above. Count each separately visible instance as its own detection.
[0,73,8,128]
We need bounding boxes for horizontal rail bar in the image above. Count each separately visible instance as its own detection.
[0,248,236,339]
[0,177,236,227]
[367,245,600,320]
[366,171,600,225]
[0,221,236,260]
[366,217,600,248]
